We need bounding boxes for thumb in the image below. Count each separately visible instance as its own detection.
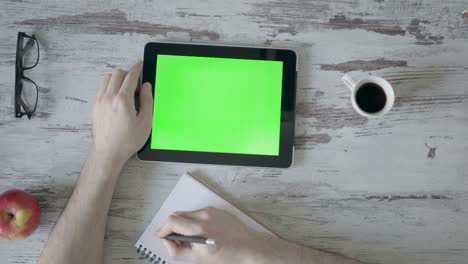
[138,82,153,125]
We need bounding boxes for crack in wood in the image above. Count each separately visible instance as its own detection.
[327,15,445,45]
[328,14,406,36]
[261,169,283,178]
[105,63,117,69]
[364,194,452,201]
[407,19,444,45]
[425,143,437,159]
[296,103,368,130]
[394,95,468,108]
[176,8,211,18]
[40,125,91,133]
[65,96,88,103]
[250,210,334,225]
[14,9,220,40]
[294,133,332,149]
[34,111,51,119]
[320,58,408,72]
[38,87,50,93]
[287,193,309,198]
[24,186,74,211]
[243,0,327,44]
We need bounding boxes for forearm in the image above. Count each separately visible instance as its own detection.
[38,150,125,264]
[250,236,361,264]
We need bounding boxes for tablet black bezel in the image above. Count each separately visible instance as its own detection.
[138,42,296,168]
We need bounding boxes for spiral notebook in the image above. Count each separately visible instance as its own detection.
[135,173,275,264]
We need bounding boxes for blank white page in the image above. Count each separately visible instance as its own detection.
[135,173,274,264]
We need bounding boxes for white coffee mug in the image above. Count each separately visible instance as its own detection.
[342,74,395,117]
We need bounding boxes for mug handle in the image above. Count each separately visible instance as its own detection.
[342,74,356,91]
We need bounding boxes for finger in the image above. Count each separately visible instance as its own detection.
[97,74,111,99]
[157,214,200,237]
[137,82,153,125]
[156,214,203,238]
[107,69,127,94]
[120,62,143,95]
[161,239,194,262]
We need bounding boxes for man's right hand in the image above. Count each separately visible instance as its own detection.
[157,207,363,264]
[156,207,275,264]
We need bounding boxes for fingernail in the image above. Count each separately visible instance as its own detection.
[143,82,151,89]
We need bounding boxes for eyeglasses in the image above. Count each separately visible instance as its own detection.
[15,32,40,119]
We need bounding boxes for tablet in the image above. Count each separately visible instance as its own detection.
[137,42,297,168]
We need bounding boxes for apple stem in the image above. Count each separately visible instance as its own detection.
[7,212,14,220]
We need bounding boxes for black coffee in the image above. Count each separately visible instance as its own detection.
[355,83,387,113]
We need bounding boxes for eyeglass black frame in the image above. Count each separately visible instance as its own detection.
[15,32,40,119]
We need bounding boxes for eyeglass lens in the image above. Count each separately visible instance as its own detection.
[18,77,38,113]
[20,37,39,69]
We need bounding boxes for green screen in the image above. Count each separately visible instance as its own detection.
[151,54,283,156]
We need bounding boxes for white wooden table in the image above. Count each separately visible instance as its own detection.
[1,1,468,263]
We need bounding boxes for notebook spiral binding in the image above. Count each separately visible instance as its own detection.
[137,244,167,264]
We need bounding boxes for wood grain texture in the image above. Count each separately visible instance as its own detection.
[1,0,467,263]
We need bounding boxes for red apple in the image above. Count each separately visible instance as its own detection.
[0,189,40,240]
